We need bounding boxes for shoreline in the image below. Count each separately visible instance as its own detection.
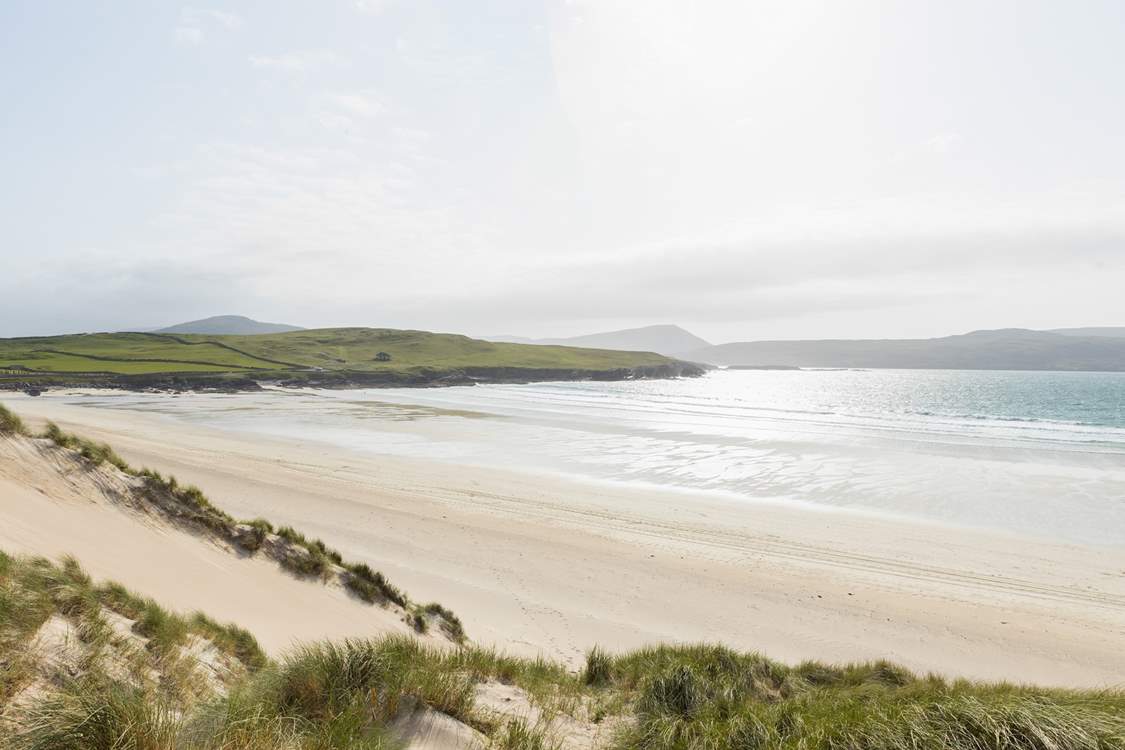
[11,387,1096,551]
[3,392,1125,688]
[0,361,708,395]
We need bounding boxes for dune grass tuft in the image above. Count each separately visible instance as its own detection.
[132,599,190,656]
[344,562,406,607]
[0,403,27,435]
[582,646,613,687]
[262,636,476,725]
[286,548,330,578]
[245,518,274,534]
[233,519,275,553]
[181,691,391,750]
[41,421,130,471]
[12,679,183,750]
[491,717,559,750]
[414,602,465,643]
[606,642,1125,750]
[189,613,269,672]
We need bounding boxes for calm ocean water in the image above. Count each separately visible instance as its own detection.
[69,369,1125,545]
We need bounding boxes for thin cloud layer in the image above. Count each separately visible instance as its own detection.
[2,1,1124,339]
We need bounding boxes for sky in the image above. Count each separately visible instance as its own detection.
[2,0,1124,343]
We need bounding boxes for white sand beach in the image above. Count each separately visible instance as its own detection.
[2,392,1124,688]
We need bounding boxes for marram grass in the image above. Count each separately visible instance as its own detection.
[0,403,27,435]
[605,643,1125,750]
[9,621,1123,750]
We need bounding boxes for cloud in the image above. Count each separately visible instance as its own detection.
[173,7,241,46]
[353,0,395,14]
[404,219,1125,334]
[174,26,204,46]
[326,91,384,118]
[316,112,355,132]
[249,50,344,73]
[925,132,962,155]
[13,1,1125,340]
[181,7,242,29]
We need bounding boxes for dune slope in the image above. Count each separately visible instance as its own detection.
[0,432,431,656]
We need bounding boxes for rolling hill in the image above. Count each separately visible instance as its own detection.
[488,324,710,357]
[1051,326,1125,338]
[684,328,1125,371]
[153,314,303,335]
[0,327,701,391]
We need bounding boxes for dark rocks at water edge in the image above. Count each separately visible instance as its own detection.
[0,362,707,394]
[272,362,707,389]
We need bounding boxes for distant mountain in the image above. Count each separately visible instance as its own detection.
[488,325,710,358]
[1051,327,1125,338]
[684,328,1125,372]
[155,315,303,336]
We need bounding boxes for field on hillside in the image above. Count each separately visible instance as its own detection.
[0,328,675,380]
[209,328,673,371]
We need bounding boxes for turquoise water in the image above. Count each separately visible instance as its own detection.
[66,369,1125,545]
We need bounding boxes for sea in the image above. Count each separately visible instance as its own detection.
[64,369,1125,546]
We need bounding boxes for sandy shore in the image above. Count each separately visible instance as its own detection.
[0,427,432,655]
[3,392,1124,688]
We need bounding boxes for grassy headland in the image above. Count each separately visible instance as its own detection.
[0,328,703,393]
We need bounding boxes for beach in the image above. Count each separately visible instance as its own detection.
[2,390,1123,689]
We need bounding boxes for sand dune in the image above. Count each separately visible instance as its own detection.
[3,393,1125,688]
[0,431,420,656]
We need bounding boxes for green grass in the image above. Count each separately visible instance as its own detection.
[582,646,612,687]
[343,563,407,608]
[603,643,1125,750]
[5,554,1125,750]
[0,552,268,742]
[0,327,676,380]
[491,717,558,750]
[189,614,268,672]
[13,679,183,750]
[411,602,465,642]
[0,332,282,374]
[233,518,274,552]
[42,422,130,471]
[0,554,267,674]
[0,403,27,435]
[206,327,674,372]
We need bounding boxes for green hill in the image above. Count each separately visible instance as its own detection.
[0,328,699,390]
[153,314,304,335]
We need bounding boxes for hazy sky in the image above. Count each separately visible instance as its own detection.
[3,1,1124,342]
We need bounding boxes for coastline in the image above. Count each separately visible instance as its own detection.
[0,361,708,395]
[3,392,1125,689]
